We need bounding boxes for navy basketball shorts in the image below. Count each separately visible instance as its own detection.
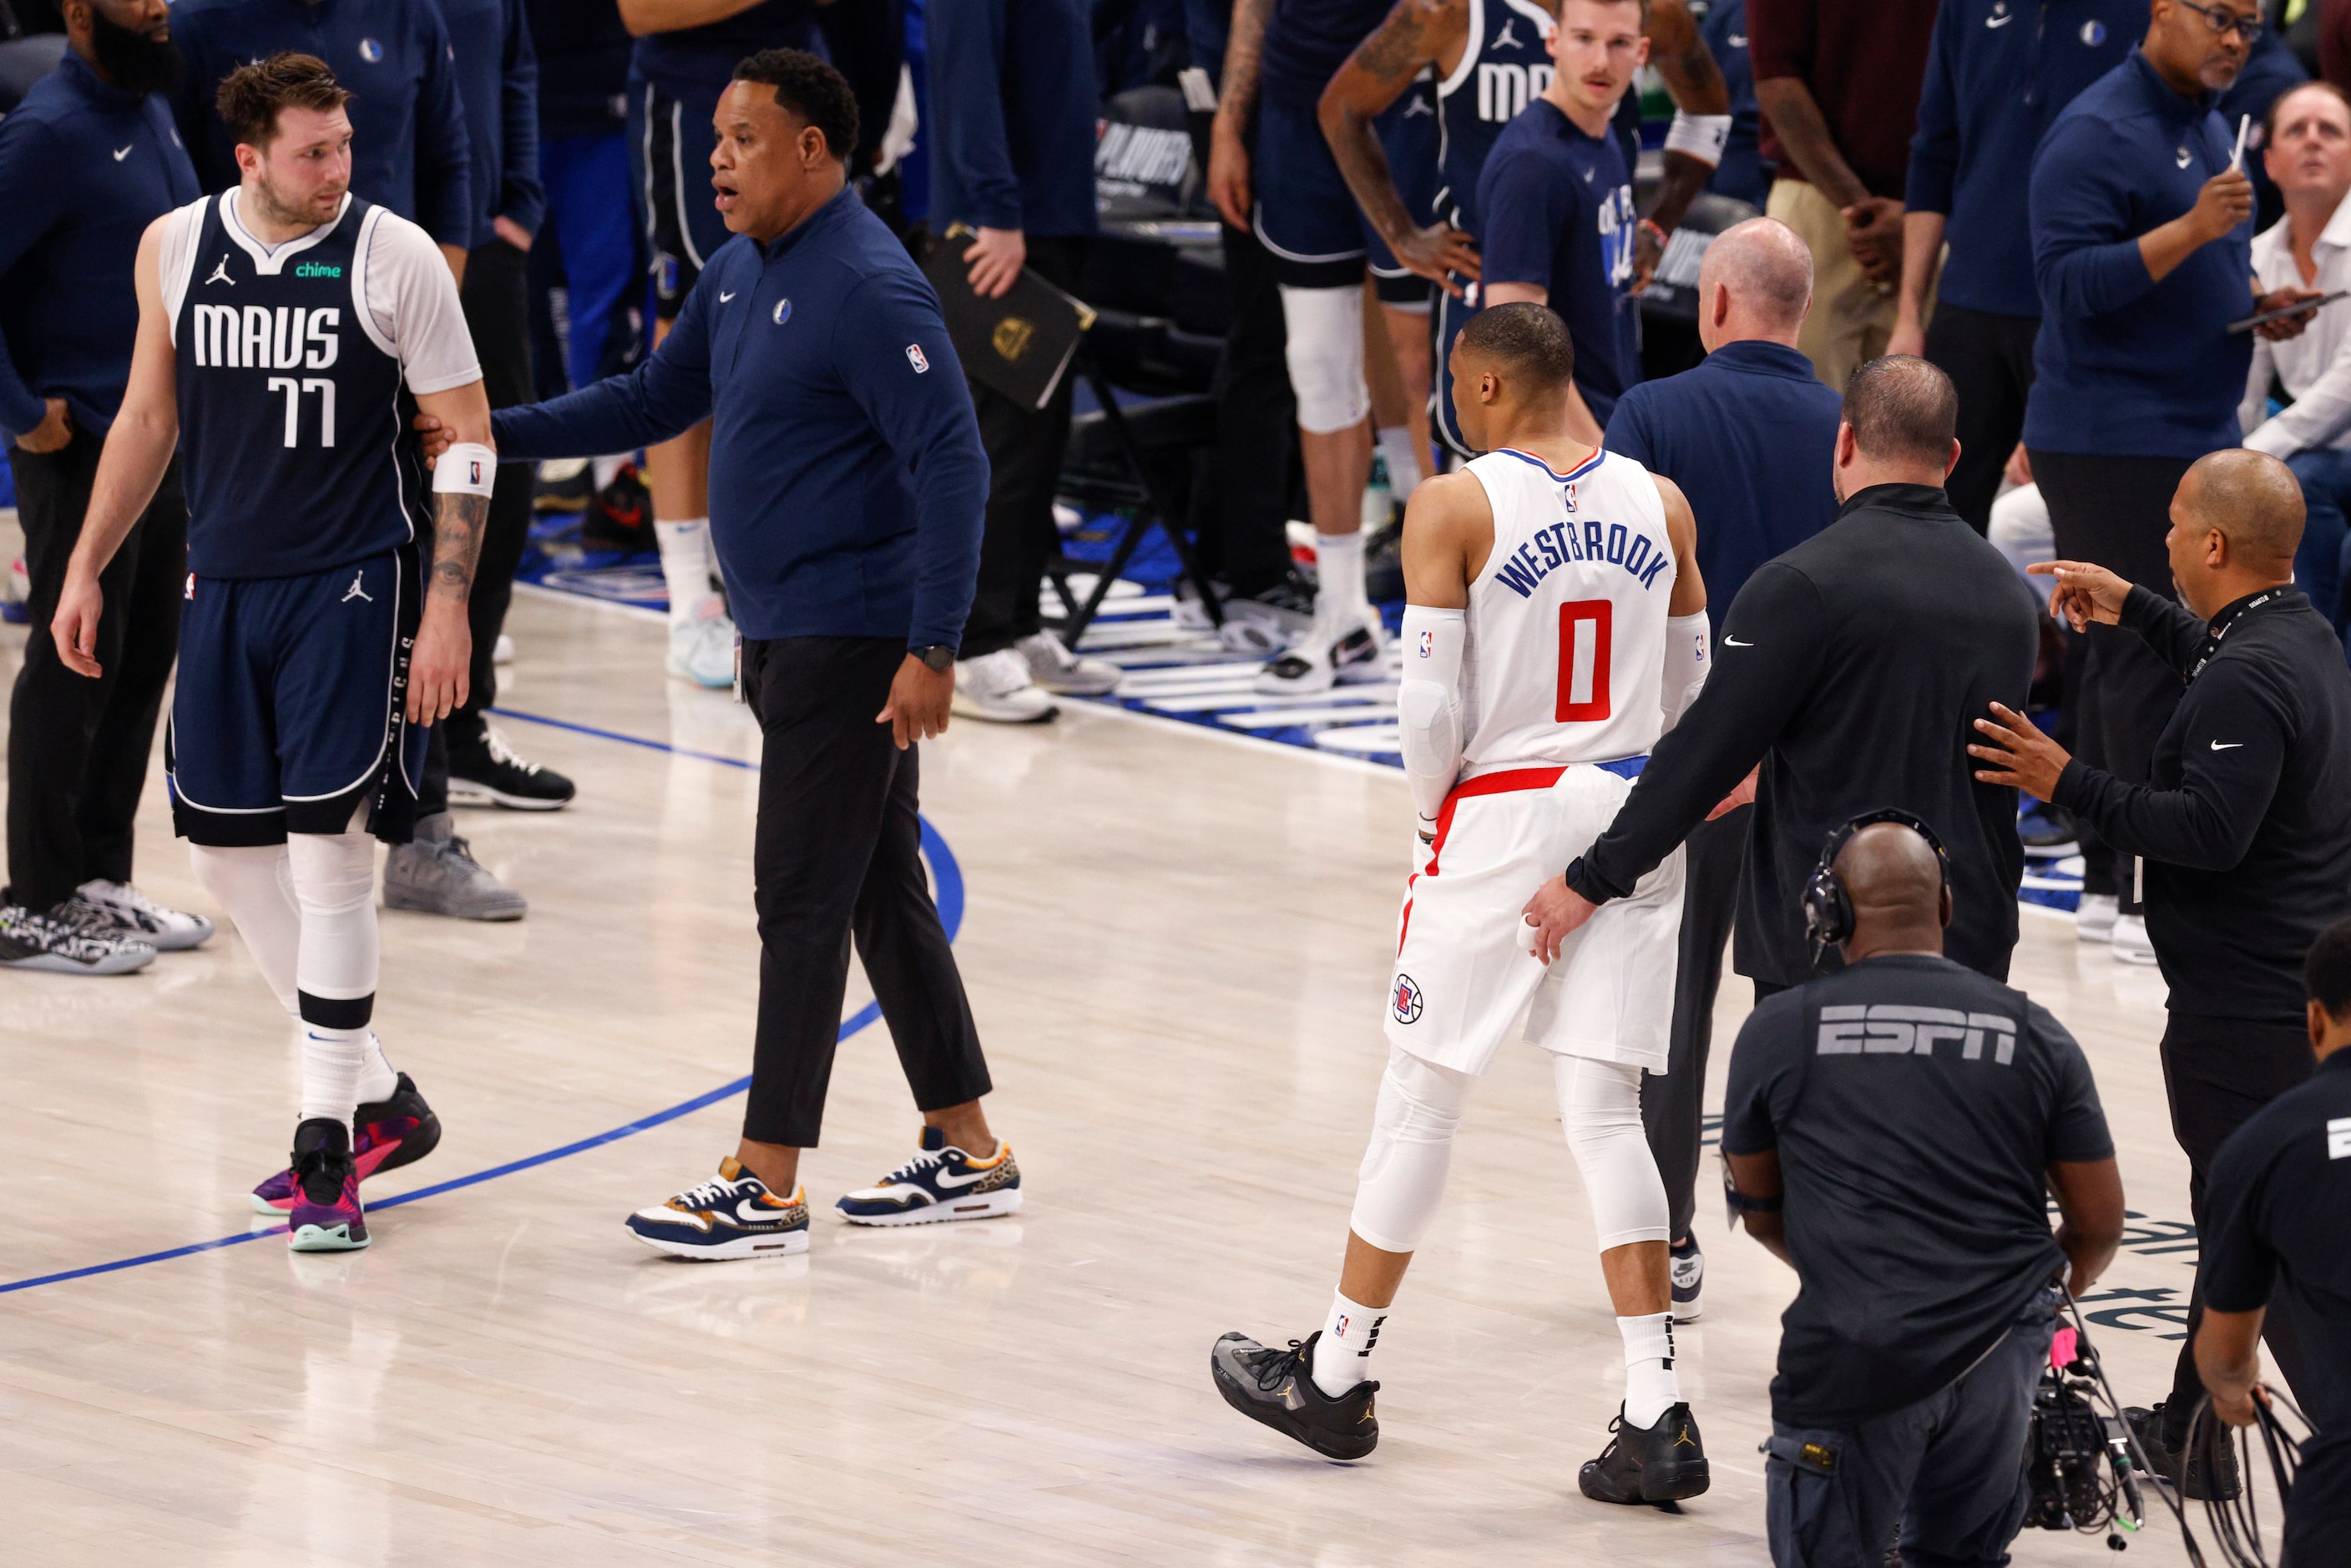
[628,70,731,322]
[1254,96,1384,291]
[167,547,426,847]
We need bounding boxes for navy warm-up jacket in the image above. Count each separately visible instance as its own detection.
[926,0,1100,237]
[439,0,545,250]
[493,186,990,651]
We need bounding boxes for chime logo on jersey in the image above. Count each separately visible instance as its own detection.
[1392,974,1423,1024]
[1492,514,1670,598]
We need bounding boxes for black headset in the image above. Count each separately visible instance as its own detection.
[1800,807,1953,965]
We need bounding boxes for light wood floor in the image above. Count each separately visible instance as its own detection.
[0,591,2258,1565]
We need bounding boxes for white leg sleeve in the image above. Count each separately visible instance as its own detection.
[1348,1045,1477,1254]
[287,832,381,1126]
[1398,604,1466,826]
[1279,284,1371,435]
[1555,1056,1670,1252]
[189,843,301,1016]
[1660,613,1710,732]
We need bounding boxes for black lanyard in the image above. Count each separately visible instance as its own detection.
[2187,588,2286,684]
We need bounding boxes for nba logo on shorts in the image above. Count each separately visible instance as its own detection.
[1418,630,1433,659]
[905,344,930,374]
[1392,974,1423,1024]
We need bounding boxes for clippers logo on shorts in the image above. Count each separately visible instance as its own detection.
[173,194,427,581]
[1392,973,1423,1024]
[1817,1004,2018,1063]
[905,343,930,374]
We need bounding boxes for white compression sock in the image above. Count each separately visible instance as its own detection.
[357,1032,398,1107]
[1619,1312,1680,1429]
[1313,1287,1388,1398]
[1378,427,1424,502]
[286,832,381,1127]
[1315,528,1368,626]
[655,517,718,627]
[189,843,301,1016]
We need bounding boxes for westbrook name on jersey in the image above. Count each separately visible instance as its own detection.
[163,190,475,581]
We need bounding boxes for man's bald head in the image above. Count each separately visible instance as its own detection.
[2179,448,2305,566]
[1697,217,1813,334]
[1834,822,1950,955]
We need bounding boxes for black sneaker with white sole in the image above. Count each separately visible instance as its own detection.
[0,902,155,975]
[1254,620,1385,695]
[447,724,576,810]
[1210,1330,1380,1459]
[1670,1234,1703,1323]
[2125,1403,2242,1501]
[1580,1403,1711,1504]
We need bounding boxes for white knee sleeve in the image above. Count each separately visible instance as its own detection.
[190,842,301,1016]
[1349,1045,1476,1254]
[286,832,380,1009]
[1279,284,1371,434]
[1555,1056,1670,1251]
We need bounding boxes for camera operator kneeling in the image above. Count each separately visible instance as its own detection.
[1722,815,2126,1566]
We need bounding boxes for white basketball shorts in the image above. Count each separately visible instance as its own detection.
[1386,761,1685,1075]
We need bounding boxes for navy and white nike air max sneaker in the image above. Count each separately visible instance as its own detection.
[836,1125,1022,1227]
[626,1157,810,1259]
[1670,1234,1704,1323]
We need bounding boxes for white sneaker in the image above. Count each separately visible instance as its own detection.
[1252,611,1385,696]
[2111,913,2158,965]
[73,879,213,951]
[2075,893,2118,943]
[953,648,1059,723]
[666,606,736,689]
[1015,630,1120,696]
[493,633,514,665]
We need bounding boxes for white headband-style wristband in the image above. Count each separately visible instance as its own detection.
[1663,111,1731,168]
[432,442,498,498]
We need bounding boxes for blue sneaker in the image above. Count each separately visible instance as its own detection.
[837,1126,1023,1227]
[626,1157,809,1260]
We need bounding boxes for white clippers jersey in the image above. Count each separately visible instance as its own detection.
[1457,446,1676,776]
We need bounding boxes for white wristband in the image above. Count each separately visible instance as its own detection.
[1663,111,1731,168]
[432,442,497,498]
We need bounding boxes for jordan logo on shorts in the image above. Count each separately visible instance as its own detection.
[341,569,372,604]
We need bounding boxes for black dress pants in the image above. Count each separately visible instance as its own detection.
[1191,206,1301,597]
[2159,1010,2314,1433]
[741,636,991,1147]
[1924,304,2039,535]
[419,238,538,812]
[1642,802,1747,1242]
[960,235,1087,660]
[2025,451,2194,903]
[5,432,185,910]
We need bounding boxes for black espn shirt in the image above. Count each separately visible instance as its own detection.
[2201,1046,2351,1445]
[1722,953,2113,1426]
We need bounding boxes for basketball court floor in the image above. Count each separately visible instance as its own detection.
[0,586,2279,1565]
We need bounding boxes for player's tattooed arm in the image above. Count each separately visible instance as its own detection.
[427,490,490,605]
[1207,0,1278,229]
[1638,0,1732,272]
[406,379,497,722]
[1321,0,1479,289]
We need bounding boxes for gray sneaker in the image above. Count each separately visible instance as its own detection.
[0,901,157,975]
[383,812,528,921]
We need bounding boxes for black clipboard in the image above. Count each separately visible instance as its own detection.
[919,225,1097,411]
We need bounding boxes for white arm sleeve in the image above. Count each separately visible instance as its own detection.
[1660,612,1709,731]
[362,211,483,395]
[1663,111,1731,168]
[1398,604,1466,827]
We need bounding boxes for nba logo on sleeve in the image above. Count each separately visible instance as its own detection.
[905,344,930,374]
[1418,630,1434,659]
[468,459,483,487]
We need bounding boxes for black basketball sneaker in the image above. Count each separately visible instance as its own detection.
[447,724,577,811]
[2125,1403,2242,1501]
[1209,1331,1380,1460]
[1580,1403,1711,1505]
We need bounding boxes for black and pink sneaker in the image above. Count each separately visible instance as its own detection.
[286,1119,369,1252]
[251,1071,441,1216]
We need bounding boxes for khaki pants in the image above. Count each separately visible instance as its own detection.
[1767,178,1934,390]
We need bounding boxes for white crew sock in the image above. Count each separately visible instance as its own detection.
[1312,1287,1388,1398]
[356,1031,398,1107]
[655,517,719,627]
[1378,426,1424,503]
[1314,527,1368,628]
[1620,1312,1680,1429]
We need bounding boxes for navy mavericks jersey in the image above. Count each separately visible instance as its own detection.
[172,194,428,580]
[1261,0,1394,109]
[1435,0,1555,236]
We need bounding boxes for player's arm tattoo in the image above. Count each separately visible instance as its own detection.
[1642,0,1732,235]
[1327,0,1461,244]
[1219,0,1276,119]
[427,491,489,606]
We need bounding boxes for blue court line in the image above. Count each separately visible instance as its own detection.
[0,716,964,1297]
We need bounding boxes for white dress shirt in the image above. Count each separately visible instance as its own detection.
[2242,194,2351,457]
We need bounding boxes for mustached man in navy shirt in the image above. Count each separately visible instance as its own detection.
[438,51,1016,1257]
[1601,215,1845,1298]
[0,0,214,975]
